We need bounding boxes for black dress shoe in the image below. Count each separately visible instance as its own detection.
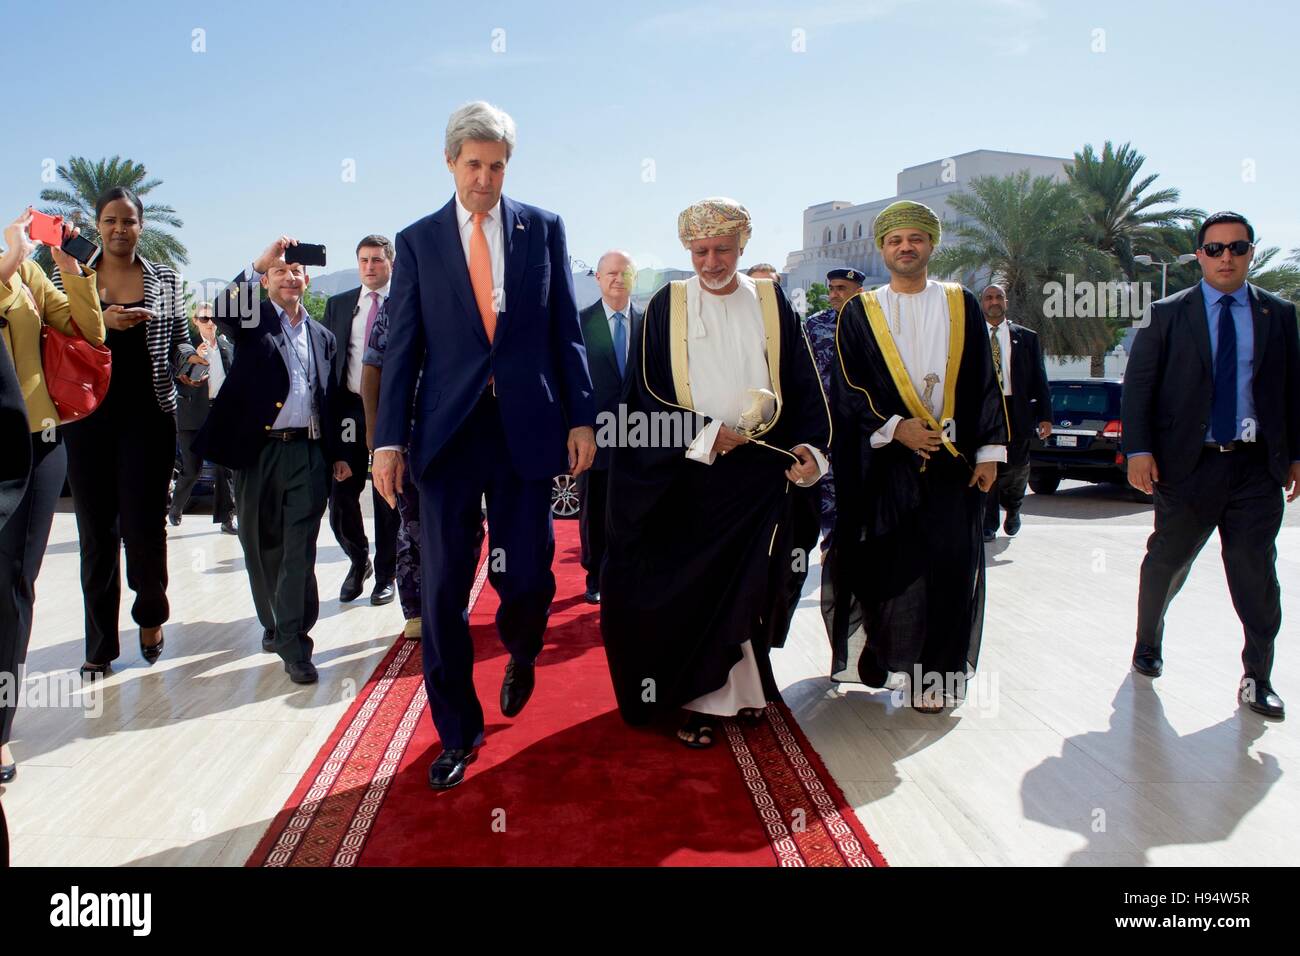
[220,519,238,535]
[1004,510,1022,536]
[500,658,536,717]
[262,629,276,653]
[370,580,396,606]
[285,660,318,684]
[0,763,15,784]
[167,512,181,527]
[428,748,478,790]
[139,626,164,664]
[982,530,996,542]
[340,560,373,602]
[1132,643,1163,678]
[1240,678,1285,719]
[79,661,112,680]
[583,589,601,604]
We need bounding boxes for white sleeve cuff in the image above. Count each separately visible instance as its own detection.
[793,445,829,487]
[687,418,723,465]
[870,414,903,449]
[975,444,1007,464]
[375,445,405,454]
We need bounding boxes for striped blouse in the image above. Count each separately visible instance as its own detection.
[53,248,195,414]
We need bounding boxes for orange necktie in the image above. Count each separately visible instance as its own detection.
[469,212,496,343]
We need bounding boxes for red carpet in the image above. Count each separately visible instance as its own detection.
[247,522,887,867]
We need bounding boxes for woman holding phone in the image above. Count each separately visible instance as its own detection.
[55,187,197,675]
[0,208,105,780]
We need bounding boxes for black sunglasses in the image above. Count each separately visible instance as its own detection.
[1199,240,1253,258]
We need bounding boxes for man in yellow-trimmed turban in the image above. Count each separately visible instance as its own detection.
[825,199,1009,713]
[600,197,831,751]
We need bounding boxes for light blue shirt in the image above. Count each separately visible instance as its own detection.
[245,265,320,430]
[1201,279,1254,443]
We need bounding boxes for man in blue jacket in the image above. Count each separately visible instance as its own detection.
[373,102,596,788]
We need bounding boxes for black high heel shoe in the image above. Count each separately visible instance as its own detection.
[0,762,15,783]
[79,661,112,679]
[140,626,165,664]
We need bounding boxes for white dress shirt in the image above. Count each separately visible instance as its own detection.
[987,319,1012,396]
[347,281,390,394]
[455,193,504,311]
[869,280,1005,464]
[680,273,828,485]
[201,333,226,399]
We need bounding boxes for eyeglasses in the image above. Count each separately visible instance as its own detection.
[195,316,214,323]
[1199,240,1253,258]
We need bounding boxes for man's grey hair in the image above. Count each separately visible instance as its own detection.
[981,282,1008,297]
[445,101,517,161]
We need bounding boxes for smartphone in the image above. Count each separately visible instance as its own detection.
[61,233,98,265]
[28,210,64,246]
[285,243,327,267]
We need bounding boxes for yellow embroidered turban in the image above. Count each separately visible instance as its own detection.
[677,197,752,250]
[873,200,941,249]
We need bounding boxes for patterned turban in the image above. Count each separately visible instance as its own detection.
[678,197,752,250]
[873,200,941,249]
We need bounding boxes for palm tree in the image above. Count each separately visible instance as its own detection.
[1066,141,1202,279]
[931,170,1114,360]
[37,156,187,274]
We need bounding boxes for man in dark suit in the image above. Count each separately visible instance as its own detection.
[0,341,27,863]
[197,237,352,685]
[322,236,401,605]
[373,101,596,789]
[169,304,237,534]
[578,250,640,603]
[1124,211,1300,720]
[980,284,1052,541]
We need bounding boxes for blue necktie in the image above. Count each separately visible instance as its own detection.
[612,311,627,377]
[1211,294,1238,444]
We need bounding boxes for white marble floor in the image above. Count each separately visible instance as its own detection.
[3,481,1297,866]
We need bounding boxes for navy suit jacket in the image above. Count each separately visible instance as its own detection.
[375,194,595,481]
[1122,281,1300,486]
[579,299,641,471]
[194,272,345,470]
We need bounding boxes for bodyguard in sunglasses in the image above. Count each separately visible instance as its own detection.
[1123,211,1300,719]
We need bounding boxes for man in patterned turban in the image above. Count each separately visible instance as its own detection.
[601,197,831,751]
[826,199,1008,713]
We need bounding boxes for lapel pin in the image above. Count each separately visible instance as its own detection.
[515,224,525,231]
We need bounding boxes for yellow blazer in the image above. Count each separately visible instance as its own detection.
[0,259,106,432]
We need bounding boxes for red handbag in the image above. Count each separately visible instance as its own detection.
[41,319,112,423]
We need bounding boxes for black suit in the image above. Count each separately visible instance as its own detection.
[322,286,398,584]
[0,341,24,865]
[577,299,640,593]
[984,320,1052,533]
[1122,282,1300,683]
[196,272,346,664]
[171,334,236,524]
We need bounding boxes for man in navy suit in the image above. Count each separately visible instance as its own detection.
[373,102,596,788]
[577,250,641,604]
[1124,211,1300,720]
[198,238,352,685]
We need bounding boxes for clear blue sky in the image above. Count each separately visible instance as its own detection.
[3,0,1297,288]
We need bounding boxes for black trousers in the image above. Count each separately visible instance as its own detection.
[328,391,398,581]
[1136,445,1284,682]
[0,433,65,747]
[577,467,608,593]
[171,428,236,523]
[236,436,330,665]
[784,484,824,628]
[984,460,1031,532]
[418,392,554,751]
[63,407,175,665]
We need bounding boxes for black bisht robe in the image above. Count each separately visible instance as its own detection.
[600,280,831,725]
[828,284,1008,691]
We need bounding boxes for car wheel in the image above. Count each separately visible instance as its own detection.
[551,473,581,519]
[1028,474,1060,495]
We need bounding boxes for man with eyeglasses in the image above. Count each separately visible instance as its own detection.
[1123,210,1300,720]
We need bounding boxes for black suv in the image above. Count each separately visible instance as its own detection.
[1029,378,1151,502]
